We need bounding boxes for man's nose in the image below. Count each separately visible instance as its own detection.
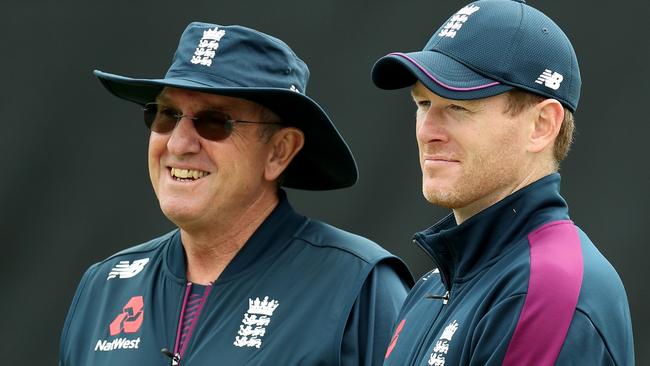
[416,108,448,144]
[166,117,201,155]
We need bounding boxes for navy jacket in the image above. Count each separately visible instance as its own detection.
[383,174,634,366]
[60,193,413,365]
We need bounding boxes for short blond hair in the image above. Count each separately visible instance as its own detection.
[504,89,575,166]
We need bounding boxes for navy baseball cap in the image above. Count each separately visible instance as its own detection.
[372,0,581,112]
[94,22,357,190]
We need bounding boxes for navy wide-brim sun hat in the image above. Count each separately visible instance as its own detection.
[372,0,581,112]
[95,22,357,191]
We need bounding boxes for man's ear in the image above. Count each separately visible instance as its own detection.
[264,127,305,181]
[528,99,564,154]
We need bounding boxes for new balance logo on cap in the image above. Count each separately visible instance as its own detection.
[535,69,564,90]
[107,258,149,280]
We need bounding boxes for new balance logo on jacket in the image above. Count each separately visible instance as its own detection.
[107,258,149,280]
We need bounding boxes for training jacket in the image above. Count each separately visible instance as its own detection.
[60,192,413,365]
[383,174,634,366]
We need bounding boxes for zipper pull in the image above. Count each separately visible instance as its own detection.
[161,348,181,365]
[426,290,450,304]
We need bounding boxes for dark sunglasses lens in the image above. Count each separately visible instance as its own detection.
[194,111,232,141]
[143,103,177,133]
[142,104,233,141]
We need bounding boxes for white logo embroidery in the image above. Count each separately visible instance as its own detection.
[439,5,480,38]
[535,69,564,90]
[191,27,226,67]
[289,85,301,93]
[427,320,460,366]
[233,296,280,349]
[107,258,150,280]
[422,268,440,281]
[94,337,141,351]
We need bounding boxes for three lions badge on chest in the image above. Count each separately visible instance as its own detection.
[233,296,280,349]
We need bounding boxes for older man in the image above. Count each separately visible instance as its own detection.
[59,22,412,365]
[372,0,634,365]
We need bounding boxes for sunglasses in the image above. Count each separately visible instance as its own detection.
[143,102,283,141]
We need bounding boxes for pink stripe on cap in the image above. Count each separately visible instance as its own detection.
[503,220,583,366]
[389,52,501,91]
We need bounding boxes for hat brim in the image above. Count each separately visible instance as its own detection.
[372,51,513,99]
[94,70,357,190]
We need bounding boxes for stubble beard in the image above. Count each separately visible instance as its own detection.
[422,152,522,211]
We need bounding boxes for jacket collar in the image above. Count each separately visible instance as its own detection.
[164,190,308,283]
[414,173,569,291]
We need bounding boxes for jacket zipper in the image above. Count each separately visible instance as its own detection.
[413,237,452,293]
[168,282,213,365]
[410,238,454,365]
[406,288,452,365]
[426,291,450,304]
[167,282,192,365]
[161,348,181,365]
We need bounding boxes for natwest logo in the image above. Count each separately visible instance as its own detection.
[110,296,144,335]
[95,296,144,353]
[95,338,141,351]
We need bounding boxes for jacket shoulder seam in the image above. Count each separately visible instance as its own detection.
[97,230,177,265]
[571,308,618,365]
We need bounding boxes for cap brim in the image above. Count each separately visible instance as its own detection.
[94,70,357,191]
[372,51,513,99]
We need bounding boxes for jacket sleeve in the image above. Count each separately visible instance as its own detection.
[59,263,100,366]
[339,260,411,366]
[555,309,619,366]
[468,295,619,366]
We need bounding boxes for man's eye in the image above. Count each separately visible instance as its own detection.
[159,107,179,117]
[416,100,430,108]
[447,104,468,112]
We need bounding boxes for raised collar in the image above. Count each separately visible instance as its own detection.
[164,190,308,283]
[414,173,569,291]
